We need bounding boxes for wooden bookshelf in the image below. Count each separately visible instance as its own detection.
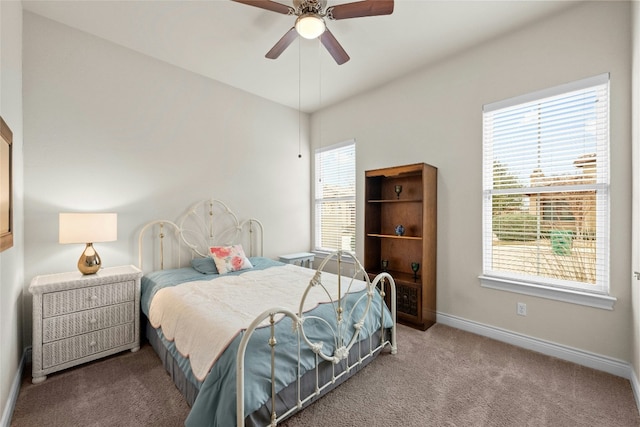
[364,163,437,330]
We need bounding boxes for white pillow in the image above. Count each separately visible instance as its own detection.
[208,244,253,274]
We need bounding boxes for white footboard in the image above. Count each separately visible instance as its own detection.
[236,251,397,427]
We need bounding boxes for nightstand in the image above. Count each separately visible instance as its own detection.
[279,252,315,268]
[29,265,142,384]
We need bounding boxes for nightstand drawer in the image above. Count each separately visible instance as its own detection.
[43,280,135,317]
[42,323,135,369]
[42,302,135,343]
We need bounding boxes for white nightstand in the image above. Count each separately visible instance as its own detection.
[279,252,315,268]
[29,265,142,384]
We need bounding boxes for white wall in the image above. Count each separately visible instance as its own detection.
[0,0,24,423]
[22,12,311,346]
[631,0,640,397]
[312,2,632,361]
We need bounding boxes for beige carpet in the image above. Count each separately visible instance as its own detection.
[11,343,190,426]
[283,324,640,426]
[11,324,640,426]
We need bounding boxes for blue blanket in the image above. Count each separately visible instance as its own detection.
[141,258,393,427]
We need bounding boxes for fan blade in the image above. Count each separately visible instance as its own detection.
[320,29,350,65]
[328,0,394,20]
[231,0,294,15]
[266,27,298,59]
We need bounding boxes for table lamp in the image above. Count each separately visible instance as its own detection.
[59,212,117,274]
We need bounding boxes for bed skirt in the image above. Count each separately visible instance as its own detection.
[144,316,388,425]
[145,319,200,406]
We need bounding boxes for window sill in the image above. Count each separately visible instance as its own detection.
[478,275,616,310]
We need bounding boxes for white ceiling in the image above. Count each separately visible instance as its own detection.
[22,0,581,113]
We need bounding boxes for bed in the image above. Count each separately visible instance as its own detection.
[137,199,397,427]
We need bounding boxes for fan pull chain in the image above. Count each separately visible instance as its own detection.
[298,37,302,159]
[318,37,323,148]
[317,38,323,183]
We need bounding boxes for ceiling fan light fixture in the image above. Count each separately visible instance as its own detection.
[295,13,326,39]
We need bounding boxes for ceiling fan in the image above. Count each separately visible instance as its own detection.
[232,0,394,65]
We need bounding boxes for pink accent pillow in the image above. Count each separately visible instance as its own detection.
[208,245,253,274]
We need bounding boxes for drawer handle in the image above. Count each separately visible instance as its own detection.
[89,295,98,301]
[89,318,97,324]
[89,341,97,347]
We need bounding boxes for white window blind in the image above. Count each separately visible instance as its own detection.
[482,74,609,295]
[314,140,356,253]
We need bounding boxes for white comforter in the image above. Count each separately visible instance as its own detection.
[148,264,365,381]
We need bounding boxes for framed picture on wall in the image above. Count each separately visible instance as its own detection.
[0,116,13,252]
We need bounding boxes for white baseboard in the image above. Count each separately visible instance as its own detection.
[1,347,28,427]
[631,368,640,415]
[437,312,632,379]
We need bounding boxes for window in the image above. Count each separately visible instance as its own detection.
[480,74,614,309]
[314,140,356,253]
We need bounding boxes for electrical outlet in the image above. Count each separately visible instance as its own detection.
[517,302,527,316]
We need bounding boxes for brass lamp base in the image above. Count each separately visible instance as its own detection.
[78,243,101,275]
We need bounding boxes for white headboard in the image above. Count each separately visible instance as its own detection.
[138,199,264,273]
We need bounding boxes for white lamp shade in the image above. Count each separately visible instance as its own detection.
[59,213,117,244]
[295,14,326,39]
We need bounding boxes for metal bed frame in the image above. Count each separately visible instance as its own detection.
[138,199,397,426]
